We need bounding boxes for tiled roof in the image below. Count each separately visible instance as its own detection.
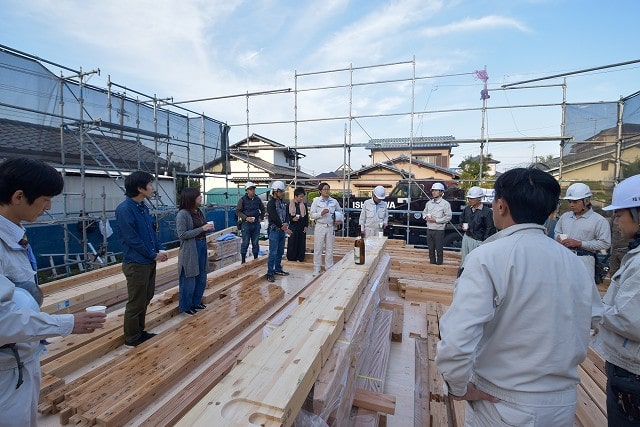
[0,118,160,171]
[366,136,458,149]
[231,133,285,149]
[381,155,460,178]
[229,152,314,180]
[543,136,640,172]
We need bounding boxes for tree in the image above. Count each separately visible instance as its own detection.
[176,177,201,200]
[622,156,640,178]
[459,154,492,190]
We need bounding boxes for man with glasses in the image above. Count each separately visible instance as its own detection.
[310,182,343,275]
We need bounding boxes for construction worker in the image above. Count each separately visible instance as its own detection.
[310,182,342,275]
[359,185,388,238]
[460,186,495,262]
[422,182,452,265]
[266,181,291,283]
[554,183,611,282]
[598,174,640,426]
[236,181,265,264]
[437,167,602,426]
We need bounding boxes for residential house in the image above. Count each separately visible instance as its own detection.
[204,133,315,204]
[318,155,460,198]
[543,123,640,188]
[316,136,460,197]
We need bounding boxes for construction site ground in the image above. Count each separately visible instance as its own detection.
[34,229,607,426]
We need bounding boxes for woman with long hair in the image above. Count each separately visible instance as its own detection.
[286,187,308,262]
[176,187,214,315]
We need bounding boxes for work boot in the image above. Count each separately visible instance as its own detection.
[241,254,246,264]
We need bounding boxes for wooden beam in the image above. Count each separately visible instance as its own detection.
[353,389,396,415]
[175,239,387,427]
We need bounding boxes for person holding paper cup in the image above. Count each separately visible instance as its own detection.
[176,188,214,316]
[0,158,106,426]
[422,182,452,265]
[358,185,388,239]
[554,182,611,283]
[286,187,308,262]
[460,186,496,262]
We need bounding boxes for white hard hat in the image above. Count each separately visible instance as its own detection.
[431,182,445,191]
[563,183,592,200]
[466,186,484,199]
[245,181,256,190]
[271,180,285,192]
[333,211,344,222]
[373,185,386,200]
[603,175,640,211]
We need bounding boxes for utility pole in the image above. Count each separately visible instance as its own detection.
[531,144,536,164]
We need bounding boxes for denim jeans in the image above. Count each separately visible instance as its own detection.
[268,229,286,275]
[606,361,640,426]
[178,239,208,312]
[241,221,261,258]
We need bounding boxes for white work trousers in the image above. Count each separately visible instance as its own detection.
[464,395,576,427]
[0,357,40,427]
[313,223,335,272]
[363,226,381,239]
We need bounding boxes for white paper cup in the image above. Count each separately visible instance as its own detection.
[462,223,469,231]
[378,231,384,238]
[86,305,106,313]
[207,221,214,226]
[558,234,568,241]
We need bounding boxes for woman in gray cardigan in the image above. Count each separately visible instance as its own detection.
[176,188,214,315]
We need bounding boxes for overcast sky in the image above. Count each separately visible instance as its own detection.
[2,0,639,175]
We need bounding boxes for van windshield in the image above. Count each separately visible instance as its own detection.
[390,183,426,198]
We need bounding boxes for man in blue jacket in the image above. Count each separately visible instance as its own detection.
[115,171,168,348]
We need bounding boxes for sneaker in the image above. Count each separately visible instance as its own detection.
[267,275,275,283]
[194,304,207,310]
[124,336,145,349]
[182,308,197,315]
[274,270,289,276]
[141,331,157,340]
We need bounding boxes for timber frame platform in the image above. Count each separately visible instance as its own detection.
[36,234,606,426]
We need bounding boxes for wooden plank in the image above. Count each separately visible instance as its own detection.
[138,332,262,427]
[312,253,391,423]
[577,365,607,416]
[352,389,396,415]
[175,239,387,427]
[575,383,608,427]
[414,337,430,427]
[71,283,285,426]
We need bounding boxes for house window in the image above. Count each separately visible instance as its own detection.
[601,161,609,171]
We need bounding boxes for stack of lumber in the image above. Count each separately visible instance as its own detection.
[39,258,284,426]
[400,274,456,304]
[175,238,389,426]
[310,253,392,424]
[576,347,607,426]
[40,227,238,314]
[207,233,242,270]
